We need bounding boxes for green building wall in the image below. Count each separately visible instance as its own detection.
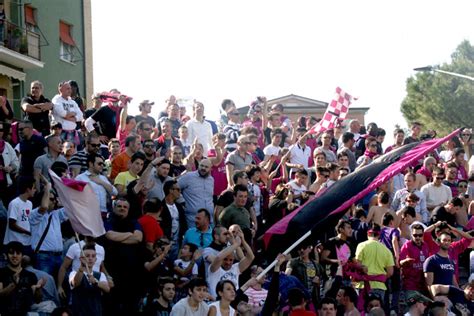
[24,0,87,105]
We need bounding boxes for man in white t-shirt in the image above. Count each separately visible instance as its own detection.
[287,127,311,176]
[208,233,254,298]
[263,128,283,160]
[288,169,309,206]
[57,237,108,300]
[421,167,453,211]
[3,176,36,249]
[51,81,83,133]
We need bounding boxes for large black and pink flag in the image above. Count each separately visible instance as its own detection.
[263,129,461,252]
[49,170,106,237]
[308,87,354,134]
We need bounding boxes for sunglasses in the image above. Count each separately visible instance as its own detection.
[413,233,423,238]
[89,143,101,148]
[144,144,154,148]
[458,184,467,188]
[436,176,445,180]
[462,134,471,136]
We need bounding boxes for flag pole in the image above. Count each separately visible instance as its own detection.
[256,230,312,281]
[74,232,93,282]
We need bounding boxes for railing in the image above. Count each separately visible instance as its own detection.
[0,19,41,60]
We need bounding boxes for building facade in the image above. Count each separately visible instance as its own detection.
[238,94,369,126]
[0,0,92,118]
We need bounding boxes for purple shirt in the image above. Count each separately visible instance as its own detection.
[400,240,429,291]
[379,227,400,254]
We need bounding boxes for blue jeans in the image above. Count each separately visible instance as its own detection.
[34,252,63,278]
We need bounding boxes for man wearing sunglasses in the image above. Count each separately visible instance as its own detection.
[421,167,453,211]
[399,224,430,297]
[17,120,47,176]
[76,153,117,216]
[69,133,102,178]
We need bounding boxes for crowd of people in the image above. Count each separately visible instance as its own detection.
[0,80,474,316]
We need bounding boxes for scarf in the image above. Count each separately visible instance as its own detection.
[0,140,5,182]
[343,261,387,312]
[364,149,378,159]
[416,166,432,182]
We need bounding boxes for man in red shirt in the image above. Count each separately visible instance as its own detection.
[288,288,317,316]
[400,224,430,295]
[138,199,164,252]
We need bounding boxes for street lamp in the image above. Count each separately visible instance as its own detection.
[413,65,474,81]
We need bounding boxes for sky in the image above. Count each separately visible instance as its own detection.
[91,0,474,133]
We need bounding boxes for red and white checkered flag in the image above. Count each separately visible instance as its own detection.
[308,87,354,134]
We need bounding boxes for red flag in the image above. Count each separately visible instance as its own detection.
[49,170,106,237]
[308,87,354,134]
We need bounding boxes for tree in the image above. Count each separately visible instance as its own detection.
[401,40,474,135]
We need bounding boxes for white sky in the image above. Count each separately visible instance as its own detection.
[91,0,474,132]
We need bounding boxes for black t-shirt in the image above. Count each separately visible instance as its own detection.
[322,237,354,276]
[448,286,474,315]
[431,206,456,226]
[21,95,51,136]
[170,164,186,178]
[266,199,288,227]
[0,266,38,316]
[19,134,47,175]
[143,297,172,316]
[90,106,120,139]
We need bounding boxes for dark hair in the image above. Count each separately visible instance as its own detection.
[82,243,96,252]
[378,191,390,204]
[411,224,424,232]
[382,213,394,226]
[394,128,405,136]
[342,132,354,143]
[187,278,207,293]
[376,128,386,137]
[125,135,138,147]
[232,171,247,184]
[51,307,73,316]
[17,176,35,194]
[294,168,308,176]
[368,223,381,236]
[449,197,463,208]
[402,206,416,218]
[355,208,367,219]
[365,295,383,312]
[271,128,283,139]
[212,224,226,240]
[341,286,358,303]
[157,158,171,167]
[125,115,135,125]
[245,165,261,179]
[5,241,23,254]
[336,219,351,233]
[157,277,175,293]
[163,179,177,196]
[87,153,103,166]
[337,151,349,159]
[183,242,198,254]
[215,280,236,301]
[221,99,234,111]
[233,184,248,196]
[143,198,162,214]
[432,166,444,176]
[288,288,306,307]
[131,151,146,163]
[137,120,150,130]
[326,163,340,172]
[319,297,337,309]
[197,208,211,221]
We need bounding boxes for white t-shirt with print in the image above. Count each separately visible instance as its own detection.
[4,197,32,246]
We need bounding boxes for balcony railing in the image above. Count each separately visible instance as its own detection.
[0,19,41,60]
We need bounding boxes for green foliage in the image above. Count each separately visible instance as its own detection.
[401,40,474,135]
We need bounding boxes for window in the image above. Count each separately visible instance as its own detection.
[24,5,37,31]
[59,21,75,62]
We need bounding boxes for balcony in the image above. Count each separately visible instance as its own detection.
[0,19,44,69]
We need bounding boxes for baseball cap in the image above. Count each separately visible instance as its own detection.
[405,291,433,306]
[140,100,155,106]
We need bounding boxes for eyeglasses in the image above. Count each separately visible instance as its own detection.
[144,144,154,148]
[89,143,101,148]
[412,234,423,238]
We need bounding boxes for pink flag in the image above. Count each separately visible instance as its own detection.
[49,170,106,237]
[308,87,354,134]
